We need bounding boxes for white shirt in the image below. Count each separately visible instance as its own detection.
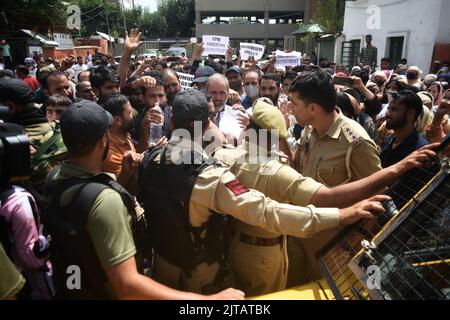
[71,63,88,81]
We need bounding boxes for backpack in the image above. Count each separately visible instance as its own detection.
[0,185,54,300]
[42,174,149,299]
[30,122,68,195]
[138,146,231,293]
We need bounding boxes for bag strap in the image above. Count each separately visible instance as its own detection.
[75,183,110,224]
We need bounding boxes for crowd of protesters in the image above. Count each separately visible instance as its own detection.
[0,29,448,300]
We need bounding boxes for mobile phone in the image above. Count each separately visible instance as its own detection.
[333,76,353,87]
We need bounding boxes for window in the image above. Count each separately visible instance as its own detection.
[341,40,361,68]
[387,36,404,67]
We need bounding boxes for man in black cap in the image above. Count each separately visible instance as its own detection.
[44,99,244,300]
[0,78,48,145]
[192,66,215,92]
[225,66,244,97]
[139,89,389,295]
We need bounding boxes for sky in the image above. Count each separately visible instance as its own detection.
[134,0,157,12]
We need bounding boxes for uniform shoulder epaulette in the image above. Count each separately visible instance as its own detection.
[342,124,363,148]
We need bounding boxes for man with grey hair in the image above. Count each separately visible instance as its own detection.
[206,73,231,126]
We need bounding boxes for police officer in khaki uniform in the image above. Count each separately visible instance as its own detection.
[141,90,390,295]
[212,97,435,296]
[44,100,244,300]
[288,69,382,286]
[214,98,324,296]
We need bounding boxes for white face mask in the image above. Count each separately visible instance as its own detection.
[244,85,259,98]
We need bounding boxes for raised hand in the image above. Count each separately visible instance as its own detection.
[191,43,205,61]
[226,46,234,64]
[124,29,143,54]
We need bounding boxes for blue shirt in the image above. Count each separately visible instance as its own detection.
[242,96,253,110]
[380,130,428,168]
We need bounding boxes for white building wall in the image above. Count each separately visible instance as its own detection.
[343,0,448,73]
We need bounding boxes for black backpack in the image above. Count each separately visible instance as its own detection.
[138,146,231,292]
[42,174,150,299]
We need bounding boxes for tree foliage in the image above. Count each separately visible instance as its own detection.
[311,0,345,33]
[73,0,195,38]
[156,0,195,37]
[1,0,67,32]
[2,0,195,38]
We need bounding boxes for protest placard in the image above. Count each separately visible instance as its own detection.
[275,50,302,67]
[202,35,229,56]
[176,72,195,90]
[240,43,265,61]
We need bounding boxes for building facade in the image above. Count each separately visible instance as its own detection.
[107,0,134,10]
[339,0,450,73]
[195,0,307,48]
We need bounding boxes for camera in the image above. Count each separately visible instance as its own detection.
[0,105,31,185]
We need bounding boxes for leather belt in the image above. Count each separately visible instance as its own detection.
[240,233,283,247]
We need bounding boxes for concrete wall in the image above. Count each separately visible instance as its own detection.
[195,0,306,40]
[196,23,300,40]
[342,0,448,73]
[195,0,306,13]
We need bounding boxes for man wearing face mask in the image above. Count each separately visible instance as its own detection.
[101,94,138,177]
[406,66,423,90]
[242,70,260,109]
[226,66,244,97]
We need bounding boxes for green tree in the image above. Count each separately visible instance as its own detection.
[139,10,168,38]
[311,0,345,33]
[157,0,195,37]
[70,0,144,38]
[2,0,67,32]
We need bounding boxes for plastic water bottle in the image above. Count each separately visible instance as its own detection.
[149,103,163,147]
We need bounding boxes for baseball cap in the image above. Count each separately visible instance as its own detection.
[193,66,215,84]
[0,69,15,79]
[0,78,35,107]
[172,90,209,129]
[252,97,287,139]
[24,57,36,65]
[225,66,241,75]
[60,100,113,148]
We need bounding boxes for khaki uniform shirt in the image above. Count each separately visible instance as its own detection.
[294,109,382,187]
[0,243,26,299]
[213,143,325,238]
[151,137,340,294]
